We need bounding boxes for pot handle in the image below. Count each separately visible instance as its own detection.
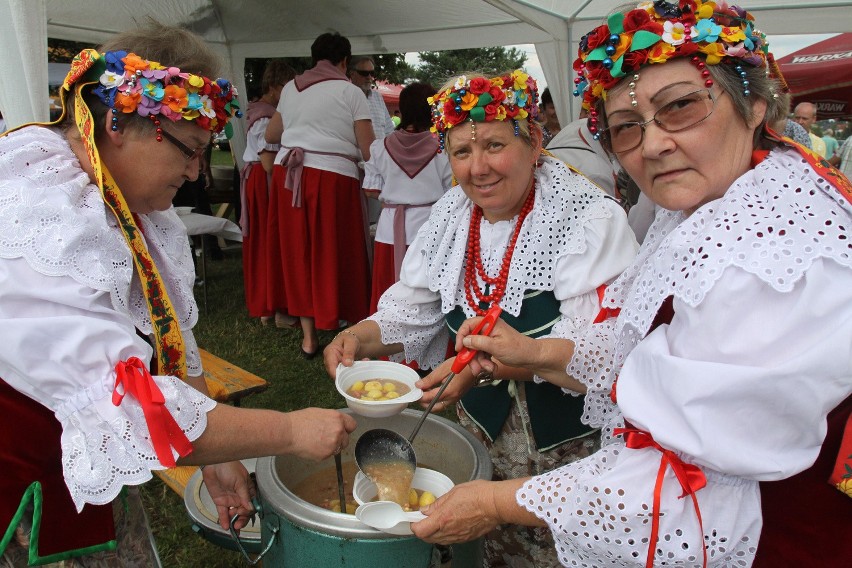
[229,495,278,565]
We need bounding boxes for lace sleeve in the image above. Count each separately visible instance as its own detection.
[0,258,216,511]
[367,235,450,369]
[516,445,761,566]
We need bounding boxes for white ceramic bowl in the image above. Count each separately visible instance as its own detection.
[335,361,422,418]
[354,467,454,535]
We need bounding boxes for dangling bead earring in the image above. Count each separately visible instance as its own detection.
[111,108,119,131]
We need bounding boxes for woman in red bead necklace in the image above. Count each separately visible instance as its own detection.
[324,69,638,566]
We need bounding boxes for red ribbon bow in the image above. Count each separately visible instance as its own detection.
[614,426,707,568]
[112,357,193,468]
[593,283,620,324]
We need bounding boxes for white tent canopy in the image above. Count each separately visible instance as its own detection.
[2,0,851,162]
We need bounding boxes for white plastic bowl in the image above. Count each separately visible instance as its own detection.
[353,467,454,506]
[354,467,454,535]
[335,361,422,418]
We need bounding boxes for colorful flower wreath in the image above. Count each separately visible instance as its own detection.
[428,69,539,143]
[88,50,241,134]
[573,0,769,111]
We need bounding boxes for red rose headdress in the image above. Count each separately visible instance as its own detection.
[429,69,540,152]
[573,0,771,112]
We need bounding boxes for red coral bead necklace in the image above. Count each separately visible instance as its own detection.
[464,178,536,315]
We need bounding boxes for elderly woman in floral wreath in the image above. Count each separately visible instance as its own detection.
[0,22,355,566]
[324,70,638,566]
[405,2,852,567]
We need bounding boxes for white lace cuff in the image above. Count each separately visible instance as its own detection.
[59,376,215,511]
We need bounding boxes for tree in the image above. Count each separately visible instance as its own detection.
[413,47,527,88]
[372,54,416,85]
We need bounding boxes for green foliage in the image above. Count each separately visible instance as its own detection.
[242,46,524,96]
[373,53,417,85]
[413,47,527,88]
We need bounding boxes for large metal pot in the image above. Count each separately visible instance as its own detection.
[252,408,492,567]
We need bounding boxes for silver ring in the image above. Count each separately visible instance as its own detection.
[476,370,494,384]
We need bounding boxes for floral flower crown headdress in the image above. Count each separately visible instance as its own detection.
[573,0,771,112]
[428,69,539,151]
[87,49,241,135]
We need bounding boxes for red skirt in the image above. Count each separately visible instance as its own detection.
[753,395,852,566]
[0,378,115,559]
[370,241,406,314]
[242,164,274,317]
[271,165,371,330]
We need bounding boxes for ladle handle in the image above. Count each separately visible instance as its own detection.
[408,370,456,443]
[334,453,347,512]
[451,304,503,373]
[409,305,503,443]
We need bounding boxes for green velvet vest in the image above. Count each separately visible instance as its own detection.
[445,290,596,451]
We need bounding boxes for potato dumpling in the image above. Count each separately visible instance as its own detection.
[408,488,419,508]
[418,491,436,508]
[329,499,358,514]
[348,377,411,402]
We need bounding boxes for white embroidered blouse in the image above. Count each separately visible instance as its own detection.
[0,126,216,511]
[517,147,852,566]
[368,156,639,392]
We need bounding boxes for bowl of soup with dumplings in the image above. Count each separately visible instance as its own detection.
[335,361,423,418]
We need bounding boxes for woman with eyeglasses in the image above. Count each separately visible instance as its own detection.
[408,2,852,566]
[0,22,356,565]
[265,33,375,359]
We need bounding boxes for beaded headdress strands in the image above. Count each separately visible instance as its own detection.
[573,0,775,136]
[429,70,539,152]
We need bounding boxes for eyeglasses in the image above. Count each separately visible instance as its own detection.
[601,88,719,154]
[354,69,376,78]
[160,128,208,161]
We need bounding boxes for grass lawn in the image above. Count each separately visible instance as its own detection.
[140,240,456,566]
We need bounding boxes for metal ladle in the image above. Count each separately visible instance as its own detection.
[355,305,503,476]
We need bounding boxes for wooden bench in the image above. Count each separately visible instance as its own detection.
[199,348,268,406]
[154,349,268,496]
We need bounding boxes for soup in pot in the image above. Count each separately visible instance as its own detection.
[291,460,359,514]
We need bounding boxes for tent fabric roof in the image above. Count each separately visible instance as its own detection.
[3,0,852,162]
[778,33,852,120]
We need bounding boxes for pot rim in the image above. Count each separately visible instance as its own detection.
[255,408,492,539]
